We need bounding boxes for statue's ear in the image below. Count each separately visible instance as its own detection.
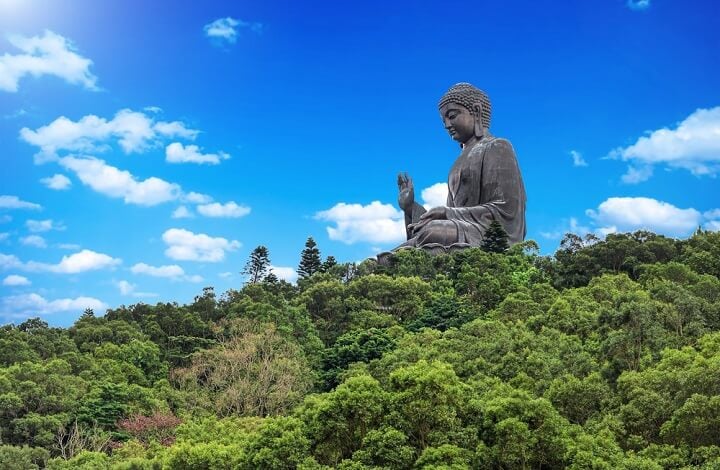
[473,104,484,138]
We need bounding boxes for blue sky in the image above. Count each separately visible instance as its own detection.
[1,0,718,325]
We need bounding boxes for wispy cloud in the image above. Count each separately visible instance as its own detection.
[203,17,263,45]
[608,107,720,183]
[570,150,588,167]
[627,0,650,11]
[0,30,98,92]
[20,108,199,163]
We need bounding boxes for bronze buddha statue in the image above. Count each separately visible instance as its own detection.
[383,83,526,259]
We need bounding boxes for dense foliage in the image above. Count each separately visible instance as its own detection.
[2,229,720,469]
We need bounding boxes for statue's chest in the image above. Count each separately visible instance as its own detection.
[448,144,486,206]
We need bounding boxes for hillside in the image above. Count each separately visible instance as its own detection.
[1,229,720,469]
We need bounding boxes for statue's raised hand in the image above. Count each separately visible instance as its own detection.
[397,172,414,213]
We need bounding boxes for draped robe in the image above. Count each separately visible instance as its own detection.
[399,134,526,252]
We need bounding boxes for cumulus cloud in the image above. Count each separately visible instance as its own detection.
[0,249,120,274]
[204,17,263,45]
[570,150,588,167]
[627,0,650,10]
[20,108,199,162]
[26,219,64,232]
[197,202,251,218]
[421,183,449,209]
[115,280,157,298]
[130,262,202,282]
[609,107,720,183]
[166,142,229,165]
[20,235,47,248]
[33,249,121,273]
[1,293,106,320]
[0,30,98,93]
[60,156,181,206]
[0,195,41,210]
[182,192,213,204]
[586,197,702,237]
[172,206,194,219]
[131,262,184,278]
[40,173,72,190]
[162,228,240,262]
[269,266,298,283]
[315,201,405,245]
[218,272,232,279]
[3,274,30,286]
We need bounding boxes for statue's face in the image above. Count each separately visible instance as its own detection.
[440,102,475,143]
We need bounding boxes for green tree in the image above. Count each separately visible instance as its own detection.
[481,220,510,253]
[242,246,271,284]
[299,237,322,279]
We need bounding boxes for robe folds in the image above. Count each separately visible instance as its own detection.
[401,134,526,252]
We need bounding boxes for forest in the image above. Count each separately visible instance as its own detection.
[1,229,720,469]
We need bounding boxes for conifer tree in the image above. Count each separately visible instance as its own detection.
[242,245,271,283]
[481,220,510,253]
[321,255,338,272]
[298,237,322,278]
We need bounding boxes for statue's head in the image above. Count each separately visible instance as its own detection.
[438,83,492,143]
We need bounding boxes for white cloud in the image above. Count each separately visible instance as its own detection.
[627,0,650,10]
[706,220,720,231]
[166,142,229,165]
[703,209,720,220]
[130,262,202,282]
[3,275,30,286]
[172,206,194,219]
[204,17,263,45]
[20,235,47,248]
[182,192,213,204]
[315,201,406,245]
[31,249,121,273]
[162,228,240,262]
[621,165,654,184]
[131,262,184,278]
[115,280,157,298]
[218,272,233,279]
[609,107,720,182]
[269,265,298,283]
[26,219,64,232]
[0,195,41,210]
[421,182,448,209]
[0,249,120,274]
[586,197,702,237]
[60,156,181,206]
[570,150,588,167]
[0,30,98,93]
[40,173,72,190]
[0,233,8,242]
[20,108,199,162]
[57,243,81,250]
[196,201,251,218]
[1,293,107,320]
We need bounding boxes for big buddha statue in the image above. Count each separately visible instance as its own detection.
[384,83,526,258]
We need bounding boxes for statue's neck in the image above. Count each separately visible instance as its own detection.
[460,132,490,150]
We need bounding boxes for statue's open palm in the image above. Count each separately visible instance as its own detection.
[397,172,414,212]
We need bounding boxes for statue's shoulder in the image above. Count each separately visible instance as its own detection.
[468,136,514,157]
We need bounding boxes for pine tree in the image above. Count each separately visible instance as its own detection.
[242,245,271,283]
[298,237,322,278]
[321,255,338,272]
[481,220,510,253]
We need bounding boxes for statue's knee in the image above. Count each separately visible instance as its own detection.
[416,220,458,245]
